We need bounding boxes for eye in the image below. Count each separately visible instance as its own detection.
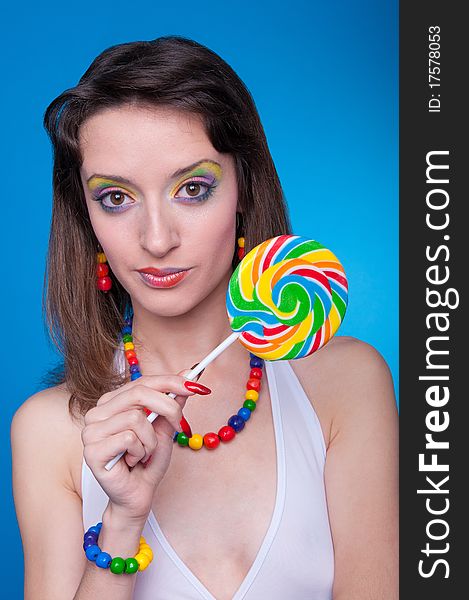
[93,188,134,213]
[174,177,217,203]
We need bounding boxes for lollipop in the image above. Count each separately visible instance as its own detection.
[226,234,348,360]
[105,234,348,470]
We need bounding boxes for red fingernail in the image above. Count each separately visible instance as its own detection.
[184,381,212,395]
[180,414,192,437]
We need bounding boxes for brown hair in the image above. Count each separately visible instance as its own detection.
[41,35,292,422]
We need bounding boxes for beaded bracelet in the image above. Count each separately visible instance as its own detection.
[83,522,154,574]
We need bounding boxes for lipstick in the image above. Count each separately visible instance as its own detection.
[137,267,191,289]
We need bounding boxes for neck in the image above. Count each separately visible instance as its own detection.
[129,271,247,376]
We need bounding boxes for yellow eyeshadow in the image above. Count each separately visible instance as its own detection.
[169,161,222,196]
[87,177,137,195]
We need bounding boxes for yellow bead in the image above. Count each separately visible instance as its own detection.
[139,543,152,553]
[124,342,135,351]
[135,553,151,571]
[245,389,259,401]
[139,546,153,561]
[238,237,245,248]
[139,536,146,545]
[97,252,107,263]
[188,434,203,450]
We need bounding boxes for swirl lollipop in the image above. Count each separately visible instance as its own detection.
[226,234,348,360]
[105,234,347,469]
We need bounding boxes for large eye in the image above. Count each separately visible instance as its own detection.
[93,189,134,212]
[174,178,217,203]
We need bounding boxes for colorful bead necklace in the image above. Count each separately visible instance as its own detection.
[120,309,264,451]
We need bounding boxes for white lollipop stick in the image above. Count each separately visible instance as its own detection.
[104,331,240,471]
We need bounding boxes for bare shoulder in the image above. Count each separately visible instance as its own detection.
[11,384,85,497]
[289,336,397,447]
[11,387,90,598]
[293,337,399,597]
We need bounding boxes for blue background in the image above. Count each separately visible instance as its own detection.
[3,0,398,596]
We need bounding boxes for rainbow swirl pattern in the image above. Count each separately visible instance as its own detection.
[226,235,348,360]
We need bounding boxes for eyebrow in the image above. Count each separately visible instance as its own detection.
[86,158,221,186]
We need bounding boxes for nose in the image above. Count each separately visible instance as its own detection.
[139,201,180,258]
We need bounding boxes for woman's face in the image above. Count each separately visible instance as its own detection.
[79,104,240,317]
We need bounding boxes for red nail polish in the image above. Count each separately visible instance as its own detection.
[180,414,192,437]
[184,381,212,394]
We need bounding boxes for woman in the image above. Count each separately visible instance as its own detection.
[11,36,398,599]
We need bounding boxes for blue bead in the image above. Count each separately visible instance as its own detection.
[250,356,264,368]
[228,414,245,432]
[173,431,180,442]
[131,372,142,381]
[84,532,98,544]
[96,551,112,568]
[85,545,101,561]
[238,407,251,421]
[122,325,132,335]
[129,364,140,374]
[83,540,96,550]
[96,522,102,531]
[88,525,101,535]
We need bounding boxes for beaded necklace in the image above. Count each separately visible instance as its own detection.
[120,310,264,451]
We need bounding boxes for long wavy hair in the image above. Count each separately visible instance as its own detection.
[42,35,292,422]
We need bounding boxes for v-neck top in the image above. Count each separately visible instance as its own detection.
[81,347,334,599]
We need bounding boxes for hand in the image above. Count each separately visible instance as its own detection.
[81,370,209,522]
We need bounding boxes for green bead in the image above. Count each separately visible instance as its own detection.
[177,432,189,446]
[110,556,126,574]
[122,334,133,343]
[125,557,139,573]
[243,399,256,411]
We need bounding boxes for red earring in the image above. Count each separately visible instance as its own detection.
[237,236,245,260]
[236,212,245,260]
[96,246,112,292]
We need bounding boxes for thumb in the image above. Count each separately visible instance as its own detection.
[173,362,206,409]
[178,362,205,382]
[173,367,197,410]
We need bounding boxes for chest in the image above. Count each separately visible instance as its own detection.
[150,384,278,600]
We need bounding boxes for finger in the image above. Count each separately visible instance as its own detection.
[82,408,158,462]
[171,369,195,409]
[94,374,196,408]
[84,429,146,472]
[85,375,194,423]
[89,385,187,431]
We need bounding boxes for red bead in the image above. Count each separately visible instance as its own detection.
[125,350,137,360]
[180,415,192,438]
[247,378,261,392]
[237,247,245,260]
[97,263,109,278]
[250,368,262,379]
[203,432,220,449]
[218,425,236,442]
[97,276,112,291]
[128,356,139,366]
[143,407,152,416]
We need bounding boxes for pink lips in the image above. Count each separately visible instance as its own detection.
[137,267,191,288]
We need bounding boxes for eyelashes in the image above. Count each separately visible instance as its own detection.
[92,178,218,213]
